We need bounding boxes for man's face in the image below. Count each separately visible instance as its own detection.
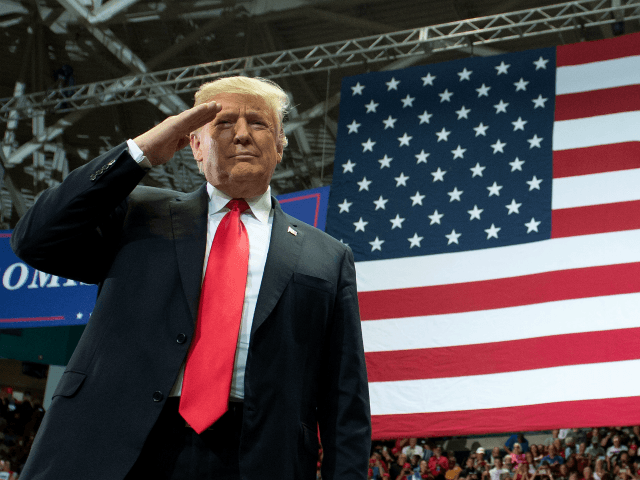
[409,437,418,447]
[613,436,621,447]
[191,92,283,198]
[495,459,502,469]
[398,454,407,465]
[549,446,556,456]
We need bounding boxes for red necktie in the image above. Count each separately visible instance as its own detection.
[179,199,250,434]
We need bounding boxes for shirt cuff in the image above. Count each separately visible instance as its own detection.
[126,139,152,171]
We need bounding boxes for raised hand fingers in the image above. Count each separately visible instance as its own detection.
[178,101,222,134]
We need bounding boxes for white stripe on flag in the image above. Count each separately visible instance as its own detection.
[362,292,640,352]
[552,168,640,209]
[369,359,640,415]
[556,55,640,94]
[552,111,640,151]
[355,230,640,292]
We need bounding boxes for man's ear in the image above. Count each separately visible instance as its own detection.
[190,132,203,161]
[276,142,284,164]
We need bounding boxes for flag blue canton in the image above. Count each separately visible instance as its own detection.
[325,48,556,262]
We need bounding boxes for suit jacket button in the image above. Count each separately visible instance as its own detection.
[176,333,187,344]
[152,391,163,402]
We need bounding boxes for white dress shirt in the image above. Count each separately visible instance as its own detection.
[127,140,274,400]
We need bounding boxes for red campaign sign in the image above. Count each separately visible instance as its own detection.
[0,187,330,329]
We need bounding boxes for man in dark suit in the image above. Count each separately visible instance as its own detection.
[11,76,371,480]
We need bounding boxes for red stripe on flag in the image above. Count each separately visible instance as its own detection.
[0,316,64,323]
[371,396,640,439]
[551,200,640,238]
[358,262,640,320]
[366,328,640,382]
[554,85,640,121]
[556,32,640,66]
[553,142,640,178]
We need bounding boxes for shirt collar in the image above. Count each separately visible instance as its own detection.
[206,183,272,224]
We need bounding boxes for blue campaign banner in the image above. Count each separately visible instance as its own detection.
[0,231,98,329]
[276,186,330,231]
[0,186,330,329]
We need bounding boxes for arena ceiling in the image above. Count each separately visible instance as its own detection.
[1,0,638,229]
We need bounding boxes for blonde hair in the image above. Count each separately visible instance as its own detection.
[194,76,289,148]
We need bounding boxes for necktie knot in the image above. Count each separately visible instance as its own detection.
[227,199,250,214]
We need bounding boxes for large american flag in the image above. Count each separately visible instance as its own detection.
[325,32,640,439]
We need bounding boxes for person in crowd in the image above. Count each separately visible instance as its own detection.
[608,437,629,458]
[532,445,544,464]
[423,444,435,462]
[553,440,565,459]
[461,457,480,480]
[12,76,371,480]
[403,439,425,459]
[593,458,608,480]
[511,444,526,468]
[613,451,634,480]
[587,437,606,461]
[526,452,537,475]
[566,456,579,474]
[390,454,410,480]
[507,435,530,454]
[514,462,530,480]
[370,452,389,480]
[546,432,561,447]
[487,457,510,480]
[576,443,591,472]
[418,460,429,480]
[540,446,565,469]
[566,438,577,459]
[476,449,488,470]
[429,446,450,480]
[582,466,594,480]
[504,456,514,473]
[489,448,504,466]
[557,464,571,480]
[446,454,462,480]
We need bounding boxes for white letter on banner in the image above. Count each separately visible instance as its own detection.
[27,270,61,289]
[2,263,29,291]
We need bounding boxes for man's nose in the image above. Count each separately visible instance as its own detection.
[233,119,251,143]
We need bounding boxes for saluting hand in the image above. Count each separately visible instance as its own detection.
[133,101,222,166]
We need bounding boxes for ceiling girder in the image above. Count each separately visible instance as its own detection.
[2,0,638,120]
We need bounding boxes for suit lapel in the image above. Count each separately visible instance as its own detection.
[251,198,304,335]
[170,183,209,324]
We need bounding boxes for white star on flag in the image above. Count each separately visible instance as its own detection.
[351,82,365,95]
[532,94,548,108]
[505,199,522,214]
[395,172,409,186]
[527,175,543,190]
[353,217,368,232]
[455,106,471,119]
[338,199,352,213]
[485,223,501,239]
[474,122,489,136]
[528,134,543,148]
[509,157,525,171]
[476,83,491,97]
[365,100,379,113]
[369,236,384,251]
[467,205,483,220]
[451,145,467,159]
[487,181,503,196]
[347,120,361,133]
[361,138,376,152]
[401,94,415,107]
[446,229,461,245]
[512,117,527,131]
[398,133,413,147]
[408,233,424,248]
[491,139,507,153]
[525,217,541,233]
[439,89,453,102]
[458,68,472,81]
[514,78,529,91]
[429,210,444,225]
[382,116,397,129]
[415,150,429,163]
[390,214,405,229]
[357,177,372,191]
[494,100,509,114]
[470,163,485,177]
[378,155,392,169]
[447,187,463,202]
[373,196,388,210]
[386,77,400,90]
[418,110,433,124]
[431,167,446,182]
[342,159,356,173]
[436,127,451,142]
[495,61,510,74]
[533,56,549,69]
[410,191,426,206]
[421,73,436,85]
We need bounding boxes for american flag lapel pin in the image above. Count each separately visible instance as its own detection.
[288,226,298,236]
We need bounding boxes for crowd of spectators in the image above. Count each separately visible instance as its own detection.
[361,428,640,480]
[0,389,44,480]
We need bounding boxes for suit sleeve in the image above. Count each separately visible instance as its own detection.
[11,142,147,285]
[318,245,372,480]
